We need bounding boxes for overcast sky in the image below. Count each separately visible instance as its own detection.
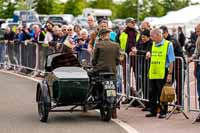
[192,0,200,2]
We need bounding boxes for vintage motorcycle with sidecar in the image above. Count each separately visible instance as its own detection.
[36,52,117,122]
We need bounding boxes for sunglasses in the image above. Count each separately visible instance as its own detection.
[47,24,52,27]
[67,29,72,31]
[130,21,135,24]
[62,29,67,31]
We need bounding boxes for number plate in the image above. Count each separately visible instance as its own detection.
[104,81,115,89]
[106,90,116,97]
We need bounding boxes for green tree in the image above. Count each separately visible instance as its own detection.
[34,0,55,14]
[115,0,138,19]
[148,0,165,17]
[52,3,64,14]
[1,1,17,18]
[89,0,113,9]
[161,0,190,13]
[16,0,29,10]
[115,0,190,21]
[64,0,87,16]
[0,0,4,18]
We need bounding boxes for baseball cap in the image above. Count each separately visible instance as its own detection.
[125,17,136,24]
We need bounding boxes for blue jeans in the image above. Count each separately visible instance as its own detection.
[196,64,200,108]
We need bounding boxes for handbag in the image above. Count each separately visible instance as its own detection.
[160,83,175,103]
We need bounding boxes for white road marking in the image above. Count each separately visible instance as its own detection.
[112,119,140,133]
[0,70,40,82]
[0,69,140,133]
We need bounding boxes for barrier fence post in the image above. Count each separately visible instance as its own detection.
[188,60,200,123]
[0,41,5,66]
[187,61,190,113]
[166,57,189,120]
[116,52,130,105]
[126,53,130,99]
[126,55,148,110]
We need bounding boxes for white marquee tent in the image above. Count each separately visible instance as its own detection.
[149,5,200,36]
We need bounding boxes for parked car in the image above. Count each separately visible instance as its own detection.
[38,15,48,24]
[73,16,88,28]
[1,22,19,32]
[62,14,74,24]
[46,15,67,25]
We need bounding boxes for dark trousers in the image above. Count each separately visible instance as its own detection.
[7,43,16,65]
[196,64,200,108]
[149,69,168,115]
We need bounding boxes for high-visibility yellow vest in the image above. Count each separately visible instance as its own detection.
[149,40,169,79]
[119,32,140,51]
[41,31,46,36]
[41,31,49,47]
[136,33,140,42]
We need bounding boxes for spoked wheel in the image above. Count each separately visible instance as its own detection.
[37,88,50,122]
[100,104,113,121]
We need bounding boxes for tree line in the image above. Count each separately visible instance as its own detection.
[0,0,198,20]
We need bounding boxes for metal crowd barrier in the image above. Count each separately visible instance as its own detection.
[117,52,130,104]
[167,57,188,119]
[0,41,37,72]
[126,54,188,119]
[0,41,6,66]
[187,59,200,123]
[127,55,150,109]
[0,41,93,76]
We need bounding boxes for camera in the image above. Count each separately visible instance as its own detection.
[77,38,84,43]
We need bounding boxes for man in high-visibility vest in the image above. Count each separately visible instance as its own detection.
[160,25,186,110]
[145,28,175,119]
[119,17,140,54]
[118,18,140,104]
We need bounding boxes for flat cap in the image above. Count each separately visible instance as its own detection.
[99,29,110,35]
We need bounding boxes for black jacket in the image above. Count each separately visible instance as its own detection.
[178,31,186,47]
[166,35,183,57]
[136,39,153,55]
[4,31,15,41]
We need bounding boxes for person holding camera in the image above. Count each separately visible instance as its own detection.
[75,29,90,62]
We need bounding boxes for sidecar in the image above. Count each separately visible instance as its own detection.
[36,52,90,122]
[36,52,117,122]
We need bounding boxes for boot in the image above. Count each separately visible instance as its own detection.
[195,97,200,122]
